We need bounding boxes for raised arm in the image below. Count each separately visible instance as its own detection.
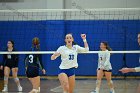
[77,34,89,53]
[81,34,89,49]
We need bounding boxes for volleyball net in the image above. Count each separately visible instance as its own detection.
[0,7,140,76]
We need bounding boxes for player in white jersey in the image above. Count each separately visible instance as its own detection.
[91,42,115,93]
[51,33,89,93]
[120,32,140,73]
[119,32,140,93]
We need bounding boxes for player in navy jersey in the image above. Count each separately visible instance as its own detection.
[25,37,46,93]
[0,40,22,92]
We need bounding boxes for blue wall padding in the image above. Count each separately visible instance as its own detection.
[0,20,139,76]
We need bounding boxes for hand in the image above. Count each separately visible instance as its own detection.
[42,69,46,74]
[51,52,60,60]
[119,68,131,73]
[0,66,3,70]
[81,34,86,40]
[100,66,104,70]
[25,67,27,74]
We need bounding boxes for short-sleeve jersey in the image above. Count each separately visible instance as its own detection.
[56,45,89,69]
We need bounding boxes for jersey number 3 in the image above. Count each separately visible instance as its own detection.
[29,55,34,63]
[69,54,74,60]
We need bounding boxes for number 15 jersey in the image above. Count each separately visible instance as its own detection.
[56,45,89,69]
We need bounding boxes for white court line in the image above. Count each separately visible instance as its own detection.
[50,86,62,92]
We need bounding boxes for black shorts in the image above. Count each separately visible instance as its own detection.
[98,68,112,72]
[5,63,18,69]
[26,66,39,78]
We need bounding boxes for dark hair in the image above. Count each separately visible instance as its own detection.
[72,41,77,45]
[138,32,140,35]
[32,37,40,50]
[8,40,14,48]
[101,42,112,51]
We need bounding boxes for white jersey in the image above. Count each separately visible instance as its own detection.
[98,50,112,70]
[56,45,89,69]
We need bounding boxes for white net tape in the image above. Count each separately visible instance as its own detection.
[0,51,139,54]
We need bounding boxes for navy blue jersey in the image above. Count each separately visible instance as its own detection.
[25,48,44,70]
[1,49,19,67]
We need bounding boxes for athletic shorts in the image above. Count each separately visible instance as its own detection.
[98,68,112,72]
[5,63,18,69]
[26,66,39,78]
[58,67,75,77]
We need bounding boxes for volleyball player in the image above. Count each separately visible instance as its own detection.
[51,34,89,93]
[120,32,140,73]
[119,32,140,93]
[25,37,46,93]
[0,40,22,92]
[91,42,115,93]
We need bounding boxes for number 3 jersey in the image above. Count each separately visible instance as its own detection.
[56,45,89,69]
[25,53,44,70]
[98,50,112,70]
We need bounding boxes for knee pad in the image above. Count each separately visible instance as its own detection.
[4,76,8,81]
[14,78,19,81]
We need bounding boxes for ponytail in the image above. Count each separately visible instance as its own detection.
[72,41,77,45]
[32,37,40,51]
[102,41,112,51]
[32,44,40,51]
[106,45,112,51]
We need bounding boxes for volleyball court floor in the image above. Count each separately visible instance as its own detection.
[0,77,139,93]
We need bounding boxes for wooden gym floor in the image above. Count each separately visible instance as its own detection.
[0,77,140,93]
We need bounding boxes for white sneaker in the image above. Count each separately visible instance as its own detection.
[38,87,40,92]
[29,89,38,93]
[18,86,23,91]
[110,90,115,93]
[2,86,8,92]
